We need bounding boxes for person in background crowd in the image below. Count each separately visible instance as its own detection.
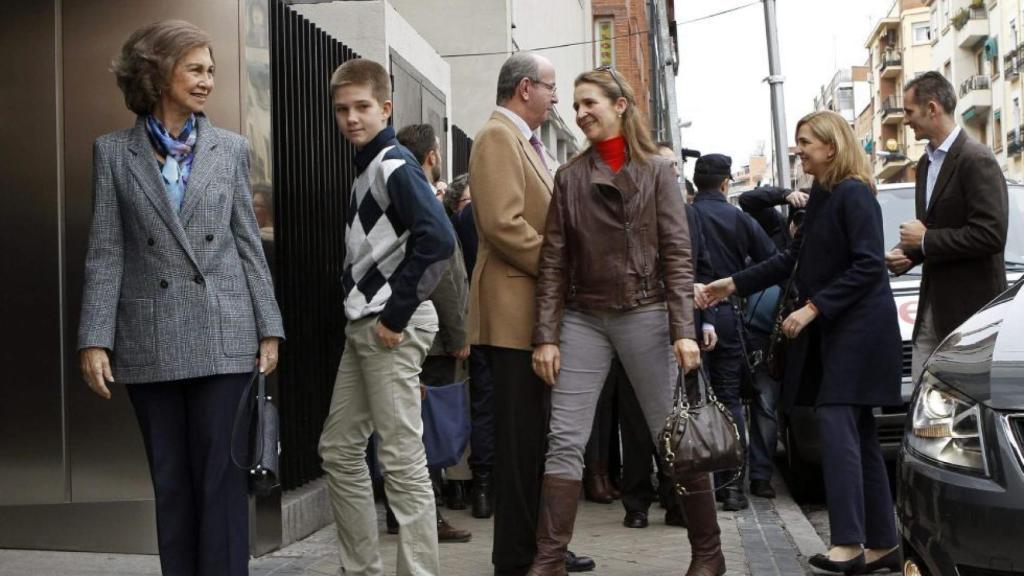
[444,173,496,520]
[78,20,285,576]
[703,110,902,575]
[468,52,595,575]
[396,123,473,544]
[528,67,720,576]
[690,153,776,511]
[735,184,809,499]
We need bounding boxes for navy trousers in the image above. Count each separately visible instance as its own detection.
[816,405,898,548]
[128,372,251,576]
[708,304,748,487]
[467,345,495,475]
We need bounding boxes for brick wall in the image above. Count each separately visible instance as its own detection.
[592,0,653,122]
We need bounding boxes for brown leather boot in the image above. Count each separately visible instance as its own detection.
[527,475,582,576]
[583,463,613,504]
[678,473,726,576]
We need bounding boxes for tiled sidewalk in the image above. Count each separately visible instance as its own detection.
[0,474,825,576]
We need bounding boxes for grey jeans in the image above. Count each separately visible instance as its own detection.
[545,304,677,480]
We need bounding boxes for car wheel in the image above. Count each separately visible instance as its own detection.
[783,422,823,501]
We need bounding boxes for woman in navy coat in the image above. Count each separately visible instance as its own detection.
[704,111,901,574]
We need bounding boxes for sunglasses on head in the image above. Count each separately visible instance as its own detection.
[594,65,625,98]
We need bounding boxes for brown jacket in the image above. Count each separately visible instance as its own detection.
[533,149,696,346]
[910,129,1008,341]
[467,112,553,351]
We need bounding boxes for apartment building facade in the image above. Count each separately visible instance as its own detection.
[865,0,932,183]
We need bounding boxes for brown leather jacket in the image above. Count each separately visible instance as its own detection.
[533,149,695,345]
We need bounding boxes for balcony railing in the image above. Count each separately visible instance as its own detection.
[881,148,908,165]
[952,5,987,30]
[1008,129,1022,155]
[880,95,903,117]
[959,75,992,97]
[879,53,903,72]
[1005,51,1020,80]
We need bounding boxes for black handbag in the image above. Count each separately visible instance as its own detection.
[231,368,280,496]
[658,368,745,495]
[764,262,800,381]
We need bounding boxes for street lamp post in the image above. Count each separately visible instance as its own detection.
[763,0,791,189]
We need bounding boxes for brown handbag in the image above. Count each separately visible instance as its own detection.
[658,368,745,495]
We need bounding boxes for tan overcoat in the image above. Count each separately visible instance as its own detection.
[467,112,553,351]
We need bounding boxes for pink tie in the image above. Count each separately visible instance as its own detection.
[530,135,550,171]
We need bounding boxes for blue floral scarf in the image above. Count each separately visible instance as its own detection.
[145,114,197,214]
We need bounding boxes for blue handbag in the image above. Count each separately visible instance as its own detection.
[421,379,471,469]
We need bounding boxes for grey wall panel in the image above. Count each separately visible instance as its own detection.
[0,0,67,506]
[0,501,157,553]
[60,0,243,503]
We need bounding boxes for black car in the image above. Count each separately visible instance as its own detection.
[898,278,1024,576]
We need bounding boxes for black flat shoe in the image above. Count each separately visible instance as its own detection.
[861,548,901,573]
[809,552,865,575]
[622,510,649,529]
[565,550,596,572]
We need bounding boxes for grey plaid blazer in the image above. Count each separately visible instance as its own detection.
[78,115,285,384]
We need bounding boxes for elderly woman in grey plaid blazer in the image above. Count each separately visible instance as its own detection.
[77,20,284,576]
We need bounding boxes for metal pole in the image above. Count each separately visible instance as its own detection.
[763,0,791,188]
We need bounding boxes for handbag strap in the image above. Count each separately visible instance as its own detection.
[230,369,266,471]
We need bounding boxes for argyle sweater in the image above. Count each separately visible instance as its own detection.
[342,127,455,331]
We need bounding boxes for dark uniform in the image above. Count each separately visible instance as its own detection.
[691,154,776,508]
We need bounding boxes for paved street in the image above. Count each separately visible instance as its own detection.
[0,474,826,576]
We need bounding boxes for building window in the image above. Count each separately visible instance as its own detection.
[994,110,1003,153]
[944,60,952,80]
[930,8,939,41]
[595,18,615,67]
[913,22,931,45]
[941,0,950,30]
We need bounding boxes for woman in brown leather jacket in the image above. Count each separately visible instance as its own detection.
[526,68,724,576]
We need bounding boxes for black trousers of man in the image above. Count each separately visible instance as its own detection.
[617,364,679,517]
[128,373,251,576]
[483,345,550,576]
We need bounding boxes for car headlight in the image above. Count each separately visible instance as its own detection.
[906,371,988,475]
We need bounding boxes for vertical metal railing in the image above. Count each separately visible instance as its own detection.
[271,0,359,489]
[451,125,473,178]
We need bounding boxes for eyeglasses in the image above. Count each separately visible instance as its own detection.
[531,78,557,95]
[594,65,625,97]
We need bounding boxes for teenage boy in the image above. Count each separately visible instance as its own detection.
[318,58,455,576]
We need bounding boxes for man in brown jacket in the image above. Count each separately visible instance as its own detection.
[887,71,1008,380]
[468,52,594,575]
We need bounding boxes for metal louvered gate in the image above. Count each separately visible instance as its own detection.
[451,125,473,179]
[270,0,357,490]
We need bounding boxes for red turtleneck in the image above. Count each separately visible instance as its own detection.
[595,135,626,173]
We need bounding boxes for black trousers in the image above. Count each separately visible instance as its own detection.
[468,345,495,475]
[816,405,898,549]
[483,346,549,576]
[127,372,251,576]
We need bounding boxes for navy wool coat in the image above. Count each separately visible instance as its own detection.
[733,178,901,410]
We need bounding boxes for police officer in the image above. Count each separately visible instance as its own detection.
[691,154,776,511]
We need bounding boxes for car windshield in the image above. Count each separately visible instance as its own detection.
[876,184,1024,275]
